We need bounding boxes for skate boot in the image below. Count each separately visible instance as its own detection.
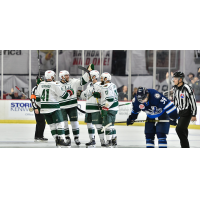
[85,139,96,148]
[55,136,60,148]
[74,137,81,146]
[58,137,71,148]
[65,136,71,146]
[112,136,117,147]
[34,137,48,142]
[101,140,112,148]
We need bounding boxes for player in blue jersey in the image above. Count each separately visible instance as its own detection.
[127,87,179,148]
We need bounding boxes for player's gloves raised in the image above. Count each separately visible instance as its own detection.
[127,115,134,126]
[87,63,94,72]
[169,119,177,126]
[67,89,74,96]
[77,90,82,98]
[93,92,101,98]
[101,106,109,116]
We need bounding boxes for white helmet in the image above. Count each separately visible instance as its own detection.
[90,70,99,80]
[45,70,56,81]
[101,72,111,81]
[59,70,69,80]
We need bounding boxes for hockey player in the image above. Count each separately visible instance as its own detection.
[79,70,105,147]
[93,72,119,147]
[57,65,92,146]
[35,70,74,147]
[127,87,179,148]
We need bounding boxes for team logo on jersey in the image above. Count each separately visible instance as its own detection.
[180,93,185,99]
[154,93,161,99]
[139,104,145,109]
[132,98,135,103]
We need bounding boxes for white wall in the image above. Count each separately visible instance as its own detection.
[0,100,199,125]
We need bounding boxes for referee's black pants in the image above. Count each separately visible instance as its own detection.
[176,110,192,148]
[34,113,46,138]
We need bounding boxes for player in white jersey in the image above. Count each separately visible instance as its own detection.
[35,70,74,147]
[56,65,92,146]
[93,72,119,147]
[78,70,105,147]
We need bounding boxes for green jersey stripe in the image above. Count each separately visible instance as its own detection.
[109,101,119,109]
[86,105,99,110]
[60,99,77,107]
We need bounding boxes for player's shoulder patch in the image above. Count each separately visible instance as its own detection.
[104,84,108,87]
[154,93,161,99]
[139,104,145,109]
[132,97,135,103]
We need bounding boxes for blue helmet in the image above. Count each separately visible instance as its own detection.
[137,87,149,103]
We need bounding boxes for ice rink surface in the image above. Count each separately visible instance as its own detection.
[0,123,199,148]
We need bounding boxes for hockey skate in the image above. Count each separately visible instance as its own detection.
[112,136,117,147]
[101,140,112,148]
[56,136,71,148]
[34,137,48,142]
[65,137,71,146]
[85,139,96,148]
[74,137,81,146]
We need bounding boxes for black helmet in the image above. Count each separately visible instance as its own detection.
[173,71,185,78]
[137,87,149,103]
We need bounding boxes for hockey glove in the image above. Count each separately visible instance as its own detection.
[67,88,74,96]
[77,90,83,98]
[127,115,134,126]
[170,119,177,126]
[93,92,101,98]
[101,106,109,116]
[87,63,94,72]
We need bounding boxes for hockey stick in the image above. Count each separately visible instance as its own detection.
[38,50,40,77]
[15,86,34,112]
[101,119,170,132]
[77,106,87,114]
[77,102,131,115]
[115,120,169,123]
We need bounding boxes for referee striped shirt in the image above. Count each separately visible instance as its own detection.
[31,86,39,109]
[173,83,197,116]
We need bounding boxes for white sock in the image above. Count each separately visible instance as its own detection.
[112,134,116,139]
[106,135,112,141]
[89,134,95,140]
[98,134,104,140]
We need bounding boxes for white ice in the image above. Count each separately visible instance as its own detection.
[0,124,199,148]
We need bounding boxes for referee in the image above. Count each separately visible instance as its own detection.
[173,71,197,148]
[31,77,48,142]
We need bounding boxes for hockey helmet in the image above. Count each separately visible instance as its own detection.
[45,70,56,81]
[173,71,185,78]
[59,70,69,80]
[90,70,99,80]
[101,72,111,81]
[137,87,149,103]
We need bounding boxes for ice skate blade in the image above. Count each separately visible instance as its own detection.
[86,145,95,148]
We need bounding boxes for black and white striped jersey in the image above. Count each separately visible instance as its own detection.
[173,83,197,116]
[31,86,39,109]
